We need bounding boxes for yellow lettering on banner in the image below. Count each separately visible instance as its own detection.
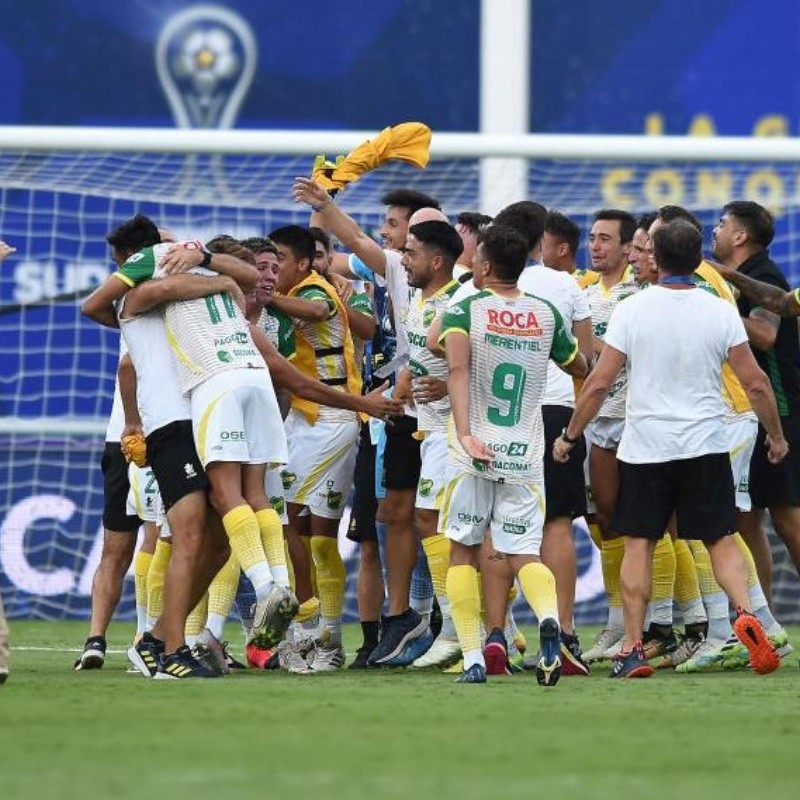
[645,113,664,135]
[601,168,635,209]
[644,169,683,206]
[688,114,716,136]
[753,115,788,137]
[744,170,784,213]
[697,170,734,208]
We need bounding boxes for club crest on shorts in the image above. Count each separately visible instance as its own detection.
[326,490,343,510]
[418,478,433,497]
[271,496,286,516]
[280,471,296,490]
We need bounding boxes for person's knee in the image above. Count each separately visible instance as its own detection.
[99,533,136,570]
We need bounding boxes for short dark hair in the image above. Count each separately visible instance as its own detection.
[637,212,658,233]
[308,226,332,253]
[456,211,493,234]
[545,210,581,255]
[494,201,548,251]
[479,224,529,282]
[269,225,316,264]
[106,213,160,255]
[408,221,464,265]
[656,205,702,234]
[593,209,637,243]
[380,189,441,218]
[206,237,256,265]
[652,219,702,276]
[241,236,277,256]
[723,200,775,248]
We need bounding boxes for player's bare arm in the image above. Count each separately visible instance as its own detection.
[743,307,780,351]
[249,324,402,420]
[160,245,259,292]
[268,293,330,322]
[727,341,789,464]
[117,353,142,436]
[293,176,388,276]
[718,266,800,317]
[573,317,594,371]
[122,274,240,317]
[346,305,377,342]
[553,344,625,463]
[0,239,16,260]
[81,275,129,328]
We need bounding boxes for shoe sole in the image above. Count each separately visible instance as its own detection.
[559,649,590,677]
[412,641,462,669]
[619,664,655,678]
[484,642,510,676]
[75,651,105,670]
[733,616,780,675]
[126,645,158,678]
[536,619,562,686]
[370,618,430,665]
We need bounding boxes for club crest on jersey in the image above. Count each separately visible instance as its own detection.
[486,308,542,337]
[423,307,436,327]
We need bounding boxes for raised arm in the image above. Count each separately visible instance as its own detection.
[82,275,128,328]
[293,177,388,276]
[268,293,331,322]
[718,266,800,317]
[159,245,259,292]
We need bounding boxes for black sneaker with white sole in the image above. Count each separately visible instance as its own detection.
[127,632,164,677]
[74,636,107,671]
[155,646,218,680]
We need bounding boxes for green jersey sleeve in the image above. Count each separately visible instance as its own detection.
[274,308,296,360]
[348,291,374,317]
[547,302,579,366]
[438,297,472,343]
[113,247,157,287]
[297,285,336,319]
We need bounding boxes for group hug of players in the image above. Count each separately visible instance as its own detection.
[75,174,799,683]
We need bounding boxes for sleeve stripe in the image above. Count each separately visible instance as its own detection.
[113,272,135,288]
[438,327,469,344]
[557,341,579,367]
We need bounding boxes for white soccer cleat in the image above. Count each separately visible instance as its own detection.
[194,628,231,676]
[276,639,313,674]
[307,642,346,671]
[411,635,462,669]
[582,629,624,663]
[674,637,728,673]
[249,585,299,648]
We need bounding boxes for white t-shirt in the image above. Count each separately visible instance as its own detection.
[518,262,590,407]
[105,338,127,443]
[604,286,748,464]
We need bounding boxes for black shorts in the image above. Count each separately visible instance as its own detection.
[348,422,378,543]
[146,420,209,512]
[749,416,800,508]
[543,405,587,521]
[611,452,737,543]
[382,415,421,491]
[101,441,142,532]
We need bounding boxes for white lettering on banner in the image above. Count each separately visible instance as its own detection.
[0,495,77,595]
[12,260,110,304]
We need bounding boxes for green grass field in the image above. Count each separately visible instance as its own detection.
[2,621,798,800]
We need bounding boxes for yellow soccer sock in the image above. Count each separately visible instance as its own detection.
[689,540,731,640]
[601,537,625,630]
[517,561,559,623]
[446,564,483,668]
[310,535,346,642]
[649,534,676,626]
[301,535,319,597]
[296,597,321,624]
[133,550,153,635]
[222,505,273,598]
[284,540,295,592]
[421,534,452,617]
[206,553,241,640]
[146,539,171,628]
[673,538,707,625]
[255,508,290,588]
[184,594,209,645]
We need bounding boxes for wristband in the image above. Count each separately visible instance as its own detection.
[199,248,212,268]
[560,427,580,445]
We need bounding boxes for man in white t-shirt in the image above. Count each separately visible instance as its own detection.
[553,219,787,679]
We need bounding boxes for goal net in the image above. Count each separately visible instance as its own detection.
[1,127,799,626]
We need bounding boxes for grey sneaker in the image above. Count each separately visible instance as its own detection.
[249,585,299,648]
[194,628,231,676]
[276,639,313,675]
[308,641,346,671]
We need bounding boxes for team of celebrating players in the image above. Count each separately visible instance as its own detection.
[69,177,800,683]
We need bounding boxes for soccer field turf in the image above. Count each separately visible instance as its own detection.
[1,621,798,800]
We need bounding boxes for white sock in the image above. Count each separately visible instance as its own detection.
[463,649,485,670]
[677,598,708,626]
[648,598,673,627]
[704,591,732,640]
[607,605,624,633]
[206,613,226,641]
[322,616,342,644]
[246,564,276,601]
[270,564,291,589]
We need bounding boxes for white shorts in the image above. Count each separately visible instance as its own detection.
[190,369,287,468]
[416,431,449,510]
[281,411,359,520]
[585,417,625,450]
[126,463,162,523]
[265,467,288,524]
[440,472,545,556]
[723,414,758,512]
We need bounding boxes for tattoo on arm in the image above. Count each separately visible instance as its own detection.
[728,271,795,316]
[751,306,781,330]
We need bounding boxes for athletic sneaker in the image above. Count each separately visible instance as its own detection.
[307,641,346,671]
[732,611,780,675]
[642,624,679,662]
[249,585,299,649]
[276,639,313,675]
[454,663,487,684]
[74,636,107,671]
[609,641,654,679]
[222,643,247,670]
[193,628,230,676]
[674,637,728,673]
[384,625,434,666]
[246,642,274,670]
[536,618,562,686]
[484,628,512,676]
[412,632,462,669]
[348,645,373,670]
[0,666,7,685]
[655,630,705,669]
[718,626,789,671]
[559,631,590,677]
[368,608,429,666]
[155,646,217,680]
[127,631,164,677]
[768,628,793,659]
[582,628,624,663]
